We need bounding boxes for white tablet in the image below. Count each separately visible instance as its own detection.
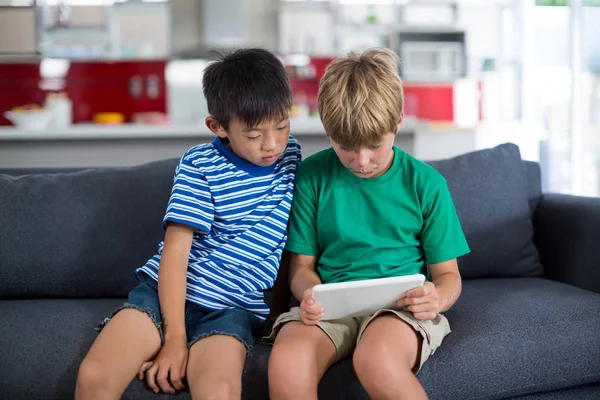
[311,274,426,321]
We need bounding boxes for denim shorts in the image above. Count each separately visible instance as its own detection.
[98,273,263,351]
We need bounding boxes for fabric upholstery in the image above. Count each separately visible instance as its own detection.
[2,278,599,400]
[0,159,178,298]
[427,143,542,278]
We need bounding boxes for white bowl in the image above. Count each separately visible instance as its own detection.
[4,110,54,131]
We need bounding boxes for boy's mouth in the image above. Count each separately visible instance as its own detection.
[262,154,278,162]
[352,169,377,177]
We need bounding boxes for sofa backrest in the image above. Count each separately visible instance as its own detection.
[426,143,543,279]
[523,160,542,215]
[0,158,178,299]
[0,143,543,299]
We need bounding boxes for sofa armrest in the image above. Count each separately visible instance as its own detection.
[534,193,600,294]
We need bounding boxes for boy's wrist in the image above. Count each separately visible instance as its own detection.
[163,326,187,342]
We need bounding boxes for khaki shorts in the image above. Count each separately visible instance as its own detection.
[264,307,451,373]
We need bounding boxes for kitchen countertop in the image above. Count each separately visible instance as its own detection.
[0,117,421,141]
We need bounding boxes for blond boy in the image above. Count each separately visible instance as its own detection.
[266,48,470,400]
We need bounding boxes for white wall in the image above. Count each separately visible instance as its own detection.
[243,0,279,51]
[170,0,204,55]
[278,3,334,55]
[457,5,502,64]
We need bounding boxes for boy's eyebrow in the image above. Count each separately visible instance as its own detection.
[242,118,289,132]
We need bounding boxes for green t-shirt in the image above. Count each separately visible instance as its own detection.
[286,147,470,283]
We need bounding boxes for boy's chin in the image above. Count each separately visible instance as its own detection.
[350,170,376,178]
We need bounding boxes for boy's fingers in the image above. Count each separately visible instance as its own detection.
[179,358,188,381]
[146,364,160,393]
[404,303,434,314]
[397,296,428,307]
[157,366,175,394]
[171,372,185,391]
[300,308,320,319]
[301,302,322,315]
[138,361,153,380]
[406,286,425,298]
[300,309,322,324]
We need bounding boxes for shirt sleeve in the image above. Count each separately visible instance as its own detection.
[421,179,470,264]
[285,176,319,256]
[163,154,214,234]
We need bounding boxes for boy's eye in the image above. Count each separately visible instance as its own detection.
[277,125,288,131]
[246,136,260,140]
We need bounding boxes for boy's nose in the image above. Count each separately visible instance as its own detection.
[262,135,277,152]
[355,150,370,167]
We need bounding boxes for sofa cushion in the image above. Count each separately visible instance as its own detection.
[315,278,600,399]
[0,298,124,400]
[0,298,270,400]
[3,278,599,400]
[0,158,178,298]
[420,278,600,399]
[427,143,543,278]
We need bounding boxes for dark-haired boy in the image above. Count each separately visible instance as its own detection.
[76,48,301,399]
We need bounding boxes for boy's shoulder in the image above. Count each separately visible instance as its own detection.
[296,147,336,177]
[283,135,302,164]
[180,141,219,169]
[288,148,335,195]
[287,134,301,148]
[396,149,450,208]
[398,148,446,187]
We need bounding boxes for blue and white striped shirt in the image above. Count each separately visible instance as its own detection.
[136,136,301,320]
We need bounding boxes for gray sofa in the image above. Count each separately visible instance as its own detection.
[1,143,599,400]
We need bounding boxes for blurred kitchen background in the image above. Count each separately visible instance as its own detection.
[0,0,599,197]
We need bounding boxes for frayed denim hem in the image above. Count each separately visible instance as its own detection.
[188,331,253,356]
[95,303,165,345]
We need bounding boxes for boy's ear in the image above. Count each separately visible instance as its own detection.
[396,113,404,133]
[205,116,228,139]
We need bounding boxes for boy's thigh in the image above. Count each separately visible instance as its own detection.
[98,273,163,342]
[185,306,262,351]
[264,306,361,362]
[357,309,451,373]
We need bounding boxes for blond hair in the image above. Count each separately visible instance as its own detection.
[317,48,404,149]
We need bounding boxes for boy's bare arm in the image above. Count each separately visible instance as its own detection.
[289,252,325,325]
[288,252,321,301]
[157,222,194,339]
[429,259,462,312]
[398,259,462,320]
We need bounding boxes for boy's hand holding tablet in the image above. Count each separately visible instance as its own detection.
[397,280,442,321]
[309,274,427,321]
[299,287,324,325]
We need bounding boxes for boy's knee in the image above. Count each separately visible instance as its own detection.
[353,344,376,378]
[192,380,240,400]
[353,342,412,383]
[268,344,296,382]
[268,342,314,395]
[76,358,112,396]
